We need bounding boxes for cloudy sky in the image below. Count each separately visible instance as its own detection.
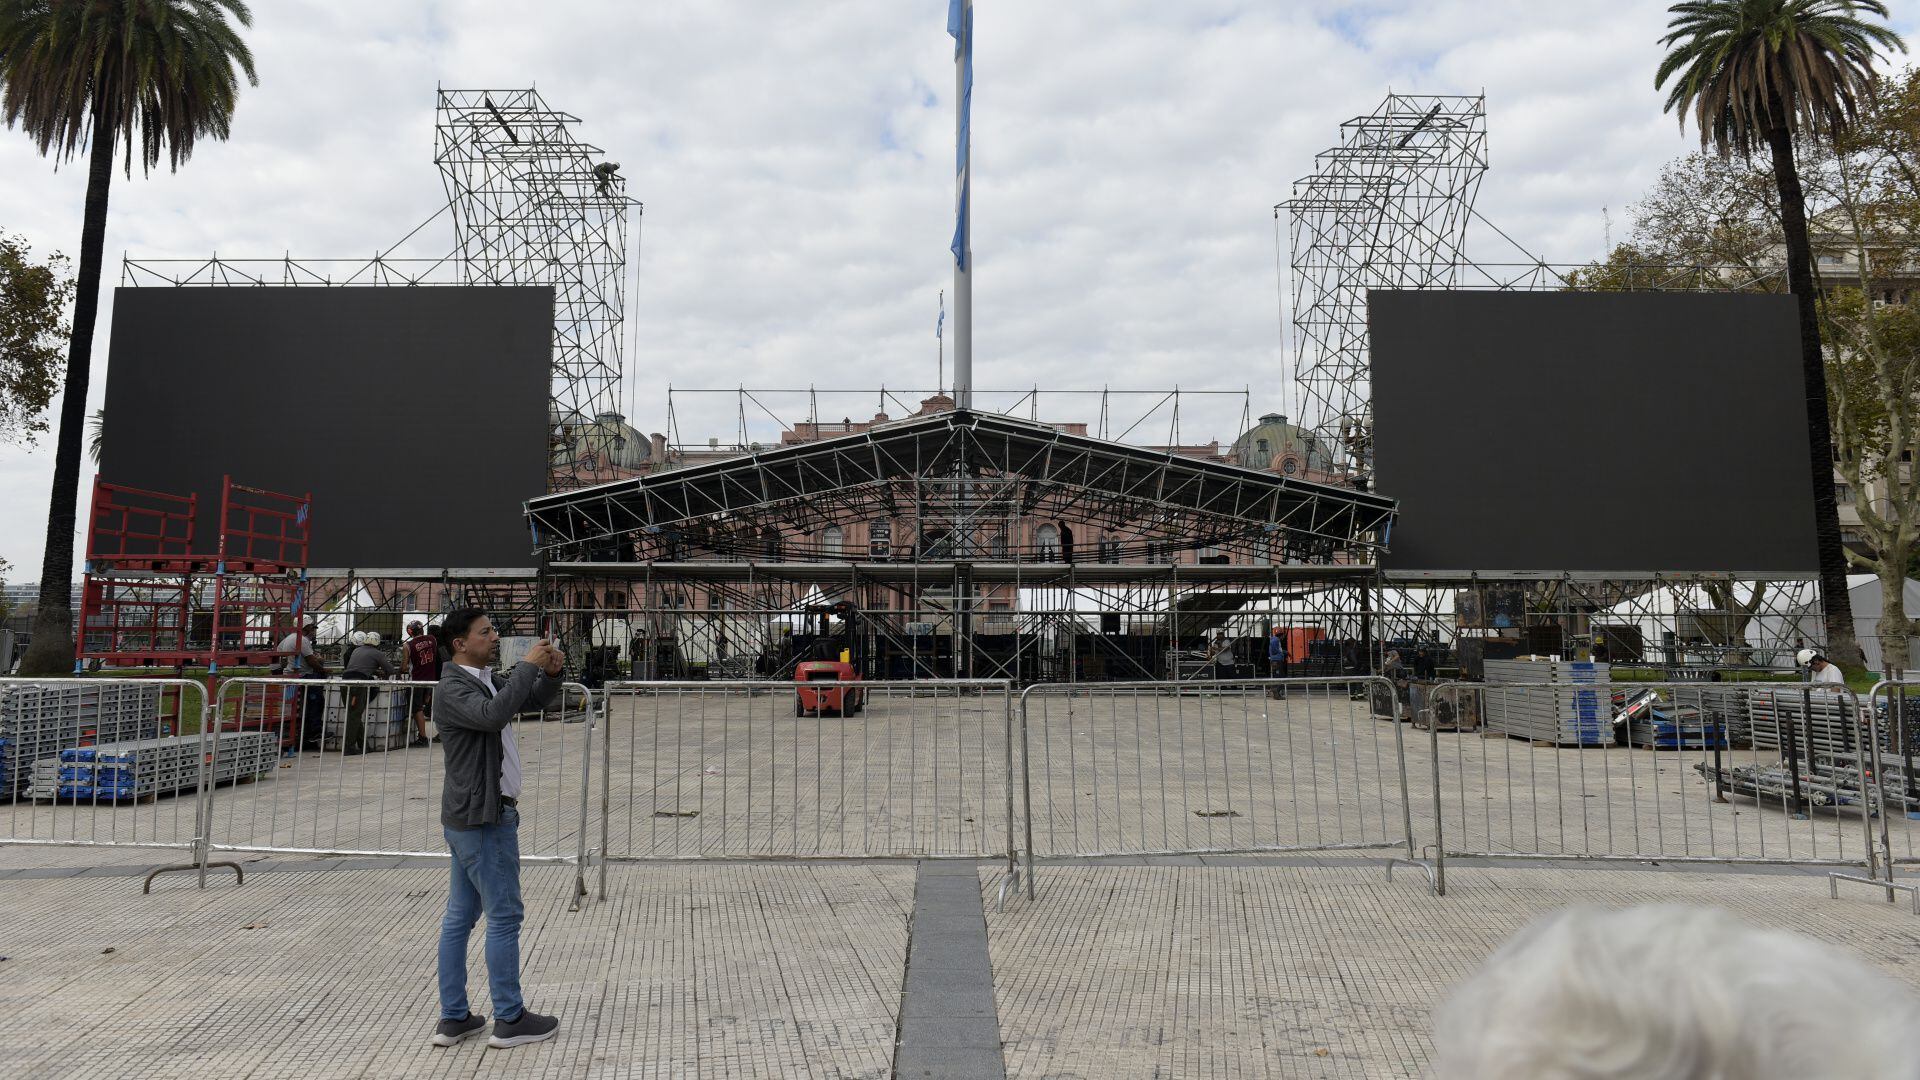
[2,0,1915,581]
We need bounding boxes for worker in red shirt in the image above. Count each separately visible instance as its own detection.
[406,621,443,743]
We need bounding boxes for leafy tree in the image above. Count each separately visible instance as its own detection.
[1657,0,1905,672]
[1565,152,1787,292]
[0,0,257,675]
[1801,74,1920,674]
[0,230,73,445]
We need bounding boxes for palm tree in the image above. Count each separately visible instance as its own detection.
[1657,0,1903,671]
[0,1,256,675]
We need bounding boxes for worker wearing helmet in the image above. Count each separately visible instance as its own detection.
[343,631,400,754]
[1797,648,1846,690]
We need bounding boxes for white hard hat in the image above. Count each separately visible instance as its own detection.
[1796,647,1820,666]
[364,632,380,647]
[348,631,366,647]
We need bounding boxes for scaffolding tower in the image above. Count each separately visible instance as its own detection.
[1281,94,1487,473]
[434,87,640,490]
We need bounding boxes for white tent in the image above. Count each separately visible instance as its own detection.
[1769,575,1920,677]
[1594,576,1920,675]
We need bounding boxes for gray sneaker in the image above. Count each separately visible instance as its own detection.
[489,1008,558,1048]
[431,1012,486,1047]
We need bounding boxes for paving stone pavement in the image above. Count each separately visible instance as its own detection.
[5,853,1920,1078]
[0,860,911,1080]
[981,861,1920,1079]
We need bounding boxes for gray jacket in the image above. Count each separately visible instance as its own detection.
[434,661,562,830]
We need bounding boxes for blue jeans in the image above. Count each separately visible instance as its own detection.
[438,805,524,1021]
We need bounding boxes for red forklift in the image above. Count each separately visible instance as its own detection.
[794,601,865,716]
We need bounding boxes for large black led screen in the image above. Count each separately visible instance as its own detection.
[1369,290,1817,575]
[100,286,553,568]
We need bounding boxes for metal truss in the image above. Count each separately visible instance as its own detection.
[120,86,641,494]
[434,88,638,489]
[525,409,1396,566]
[541,564,1380,684]
[531,566,1821,687]
[661,386,1254,456]
[1281,93,1487,471]
[301,569,547,649]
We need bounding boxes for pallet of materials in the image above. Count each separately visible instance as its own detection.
[1747,689,1868,762]
[321,685,412,751]
[25,730,277,801]
[1671,685,1750,745]
[0,682,167,792]
[1623,703,1726,750]
[1483,659,1611,746]
[1413,683,1481,732]
[1693,760,1873,811]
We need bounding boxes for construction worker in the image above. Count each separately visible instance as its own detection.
[343,632,397,753]
[405,621,441,745]
[1267,626,1289,698]
[1798,648,1846,691]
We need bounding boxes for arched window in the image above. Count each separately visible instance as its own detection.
[822,525,844,558]
[1036,524,1061,560]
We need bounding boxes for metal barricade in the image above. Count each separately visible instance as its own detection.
[596,680,1020,899]
[210,677,598,905]
[1829,680,1918,913]
[1426,679,1887,895]
[0,676,238,891]
[1017,677,1428,901]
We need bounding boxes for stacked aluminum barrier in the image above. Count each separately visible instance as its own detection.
[595,680,1019,895]
[1425,680,1889,895]
[29,731,276,801]
[0,678,213,869]
[210,677,599,905]
[1018,677,1426,898]
[0,681,167,791]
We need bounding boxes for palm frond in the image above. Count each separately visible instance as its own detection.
[1656,0,1905,157]
[0,0,258,175]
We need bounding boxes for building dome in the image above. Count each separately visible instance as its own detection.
[1230,412,1337,477]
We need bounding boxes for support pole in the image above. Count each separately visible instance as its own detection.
[951,0,973,409]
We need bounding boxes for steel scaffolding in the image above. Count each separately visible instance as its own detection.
[434,88,639,489]
[1281,93,1488,473]
[120,86,641,493]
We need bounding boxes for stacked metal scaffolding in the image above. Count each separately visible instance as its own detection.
[1281,94,1488,472]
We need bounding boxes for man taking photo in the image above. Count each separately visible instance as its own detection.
[429,608,565,1050]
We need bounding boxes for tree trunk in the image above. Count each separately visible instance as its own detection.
[19,110,114,676]
[1880,562,1910,681]
[1766,103,1863,670]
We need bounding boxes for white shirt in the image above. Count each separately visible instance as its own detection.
[1811,663,1846,688]
[455,663,522,800]
[276,632,315,674]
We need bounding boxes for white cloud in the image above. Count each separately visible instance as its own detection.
[0,0,1913,579]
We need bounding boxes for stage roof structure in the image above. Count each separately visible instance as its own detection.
[525,408,1396,568]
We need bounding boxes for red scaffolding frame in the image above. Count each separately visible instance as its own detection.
[77,476,312,673]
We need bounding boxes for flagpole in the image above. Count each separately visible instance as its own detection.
[952,0,973,409]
